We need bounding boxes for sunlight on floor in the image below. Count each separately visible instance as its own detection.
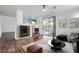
[35,36,74,53]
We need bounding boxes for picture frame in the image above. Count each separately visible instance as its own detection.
[59,19,67,28]
[69,18,79,28]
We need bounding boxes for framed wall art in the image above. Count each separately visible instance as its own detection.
[59,19,67,28]
[69,18,79,28]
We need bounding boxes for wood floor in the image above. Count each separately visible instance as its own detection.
[0,39,16,53]
[0,36,74,53]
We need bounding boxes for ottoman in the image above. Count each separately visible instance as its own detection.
[27,44,42,53]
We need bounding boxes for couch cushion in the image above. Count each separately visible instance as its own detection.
[57,35,68,42]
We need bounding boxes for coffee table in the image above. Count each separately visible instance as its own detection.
[48,40,65,50]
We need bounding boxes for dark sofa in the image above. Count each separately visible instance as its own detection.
[57,35,68,42]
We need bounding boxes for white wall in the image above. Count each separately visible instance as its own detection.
[1,15,16,32]
[0,16,2,37]
[56,8,79,36]
[0,15,16,37]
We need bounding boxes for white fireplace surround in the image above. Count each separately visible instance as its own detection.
[15,10,32,40]
[15,24,32,40]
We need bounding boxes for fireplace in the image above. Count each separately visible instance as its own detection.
[19,26,30,37]
[34,28,39,34]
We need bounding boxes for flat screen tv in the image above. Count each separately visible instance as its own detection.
[19,26,30,37]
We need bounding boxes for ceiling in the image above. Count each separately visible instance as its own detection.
[0,5,79,18]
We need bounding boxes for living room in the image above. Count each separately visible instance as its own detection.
[0,5,79,53]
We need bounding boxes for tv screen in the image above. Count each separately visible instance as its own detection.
[20,26,30,37]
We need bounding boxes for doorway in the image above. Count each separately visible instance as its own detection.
[42,16,56,38]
